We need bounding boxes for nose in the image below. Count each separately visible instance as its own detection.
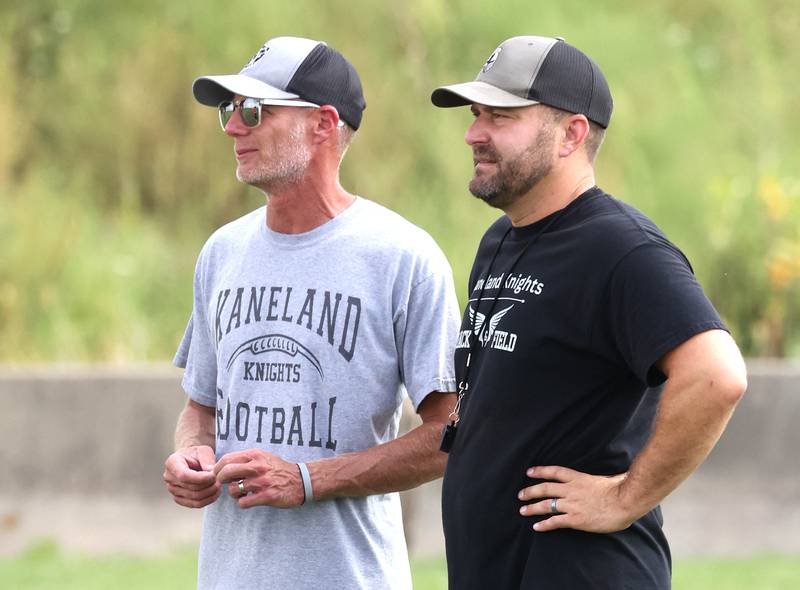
[465,117,488,147]
[224,108,249,137]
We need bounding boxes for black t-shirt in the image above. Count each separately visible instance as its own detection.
[442,187,726,589]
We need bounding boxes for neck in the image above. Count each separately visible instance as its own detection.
[504,170,596,227]
[263,159,355,234]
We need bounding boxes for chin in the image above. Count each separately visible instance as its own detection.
[469,186,496,206]
[236,168,259,186]
[469,178,494,199]
[470,182,517,210]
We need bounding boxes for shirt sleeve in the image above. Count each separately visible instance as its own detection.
[394,265,461,410]
[173,249,219,406]
[601,241,727,387]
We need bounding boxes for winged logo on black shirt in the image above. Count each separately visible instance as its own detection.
[469,305,514,345]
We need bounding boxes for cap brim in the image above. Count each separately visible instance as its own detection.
[431,81,539,109]
[192,75,318,108]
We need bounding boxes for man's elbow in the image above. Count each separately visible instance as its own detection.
[715,366,748,408]
[700,330,748,407]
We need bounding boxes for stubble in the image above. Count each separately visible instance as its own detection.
[469,123,556,209]
[236,122,312,192]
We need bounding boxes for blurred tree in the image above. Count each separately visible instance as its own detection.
[1,0,797,360]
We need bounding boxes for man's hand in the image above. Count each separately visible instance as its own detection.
[163,445,221,508]
[518,331,746,535]
[518,465,637,533]
[214,449,305,509]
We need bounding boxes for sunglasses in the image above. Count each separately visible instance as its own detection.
[218,97,344,131]
[218,98,270,130]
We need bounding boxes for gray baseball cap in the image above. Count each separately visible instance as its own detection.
[193,36,366,130]
[431,36,613,128]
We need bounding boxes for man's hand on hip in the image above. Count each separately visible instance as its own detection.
[215,449,305,509]
[517,465,637,533]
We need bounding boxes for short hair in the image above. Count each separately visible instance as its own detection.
[583,120,606,163]
[540,105,605,163]
[337,123,356,160]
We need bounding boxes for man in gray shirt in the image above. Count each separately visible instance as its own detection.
[162,36,460,590]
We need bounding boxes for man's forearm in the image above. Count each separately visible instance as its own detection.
[307,420,447,501]
[175,399,217,451]
[619,337,747,518]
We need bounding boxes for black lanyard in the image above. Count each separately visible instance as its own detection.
[440,207,568,453]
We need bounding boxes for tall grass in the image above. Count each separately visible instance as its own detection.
[1,0,798,361]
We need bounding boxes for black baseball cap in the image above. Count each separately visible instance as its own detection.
[193,36,367,130]
[431,36,613,128]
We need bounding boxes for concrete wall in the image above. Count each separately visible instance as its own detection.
[661,360,800,556]
[0,361,798,557]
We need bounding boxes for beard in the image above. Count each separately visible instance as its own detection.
[468,124,556,209]
[236,122,312,192]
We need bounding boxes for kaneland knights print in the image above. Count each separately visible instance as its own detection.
[215,285,362,366]
[211,284,363,452]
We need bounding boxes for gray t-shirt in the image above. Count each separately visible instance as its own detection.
[174,197,459,590]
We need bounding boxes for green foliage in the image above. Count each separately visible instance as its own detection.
[1,0,798,360]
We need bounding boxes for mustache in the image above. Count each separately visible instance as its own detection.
[472,144,501,163]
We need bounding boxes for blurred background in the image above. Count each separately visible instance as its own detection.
[0,0,798,588]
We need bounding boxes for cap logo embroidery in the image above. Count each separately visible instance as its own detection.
[243,44,270,69]
[482,46,502,73]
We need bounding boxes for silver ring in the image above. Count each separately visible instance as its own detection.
[550,498,559,514]
[237,479,246,495]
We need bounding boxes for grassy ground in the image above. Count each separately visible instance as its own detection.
[1,542,798,589]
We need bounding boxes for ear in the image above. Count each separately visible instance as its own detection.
[558,114,590,158]
[311,105,342,145]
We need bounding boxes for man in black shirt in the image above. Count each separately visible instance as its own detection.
[431,36,748,589]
